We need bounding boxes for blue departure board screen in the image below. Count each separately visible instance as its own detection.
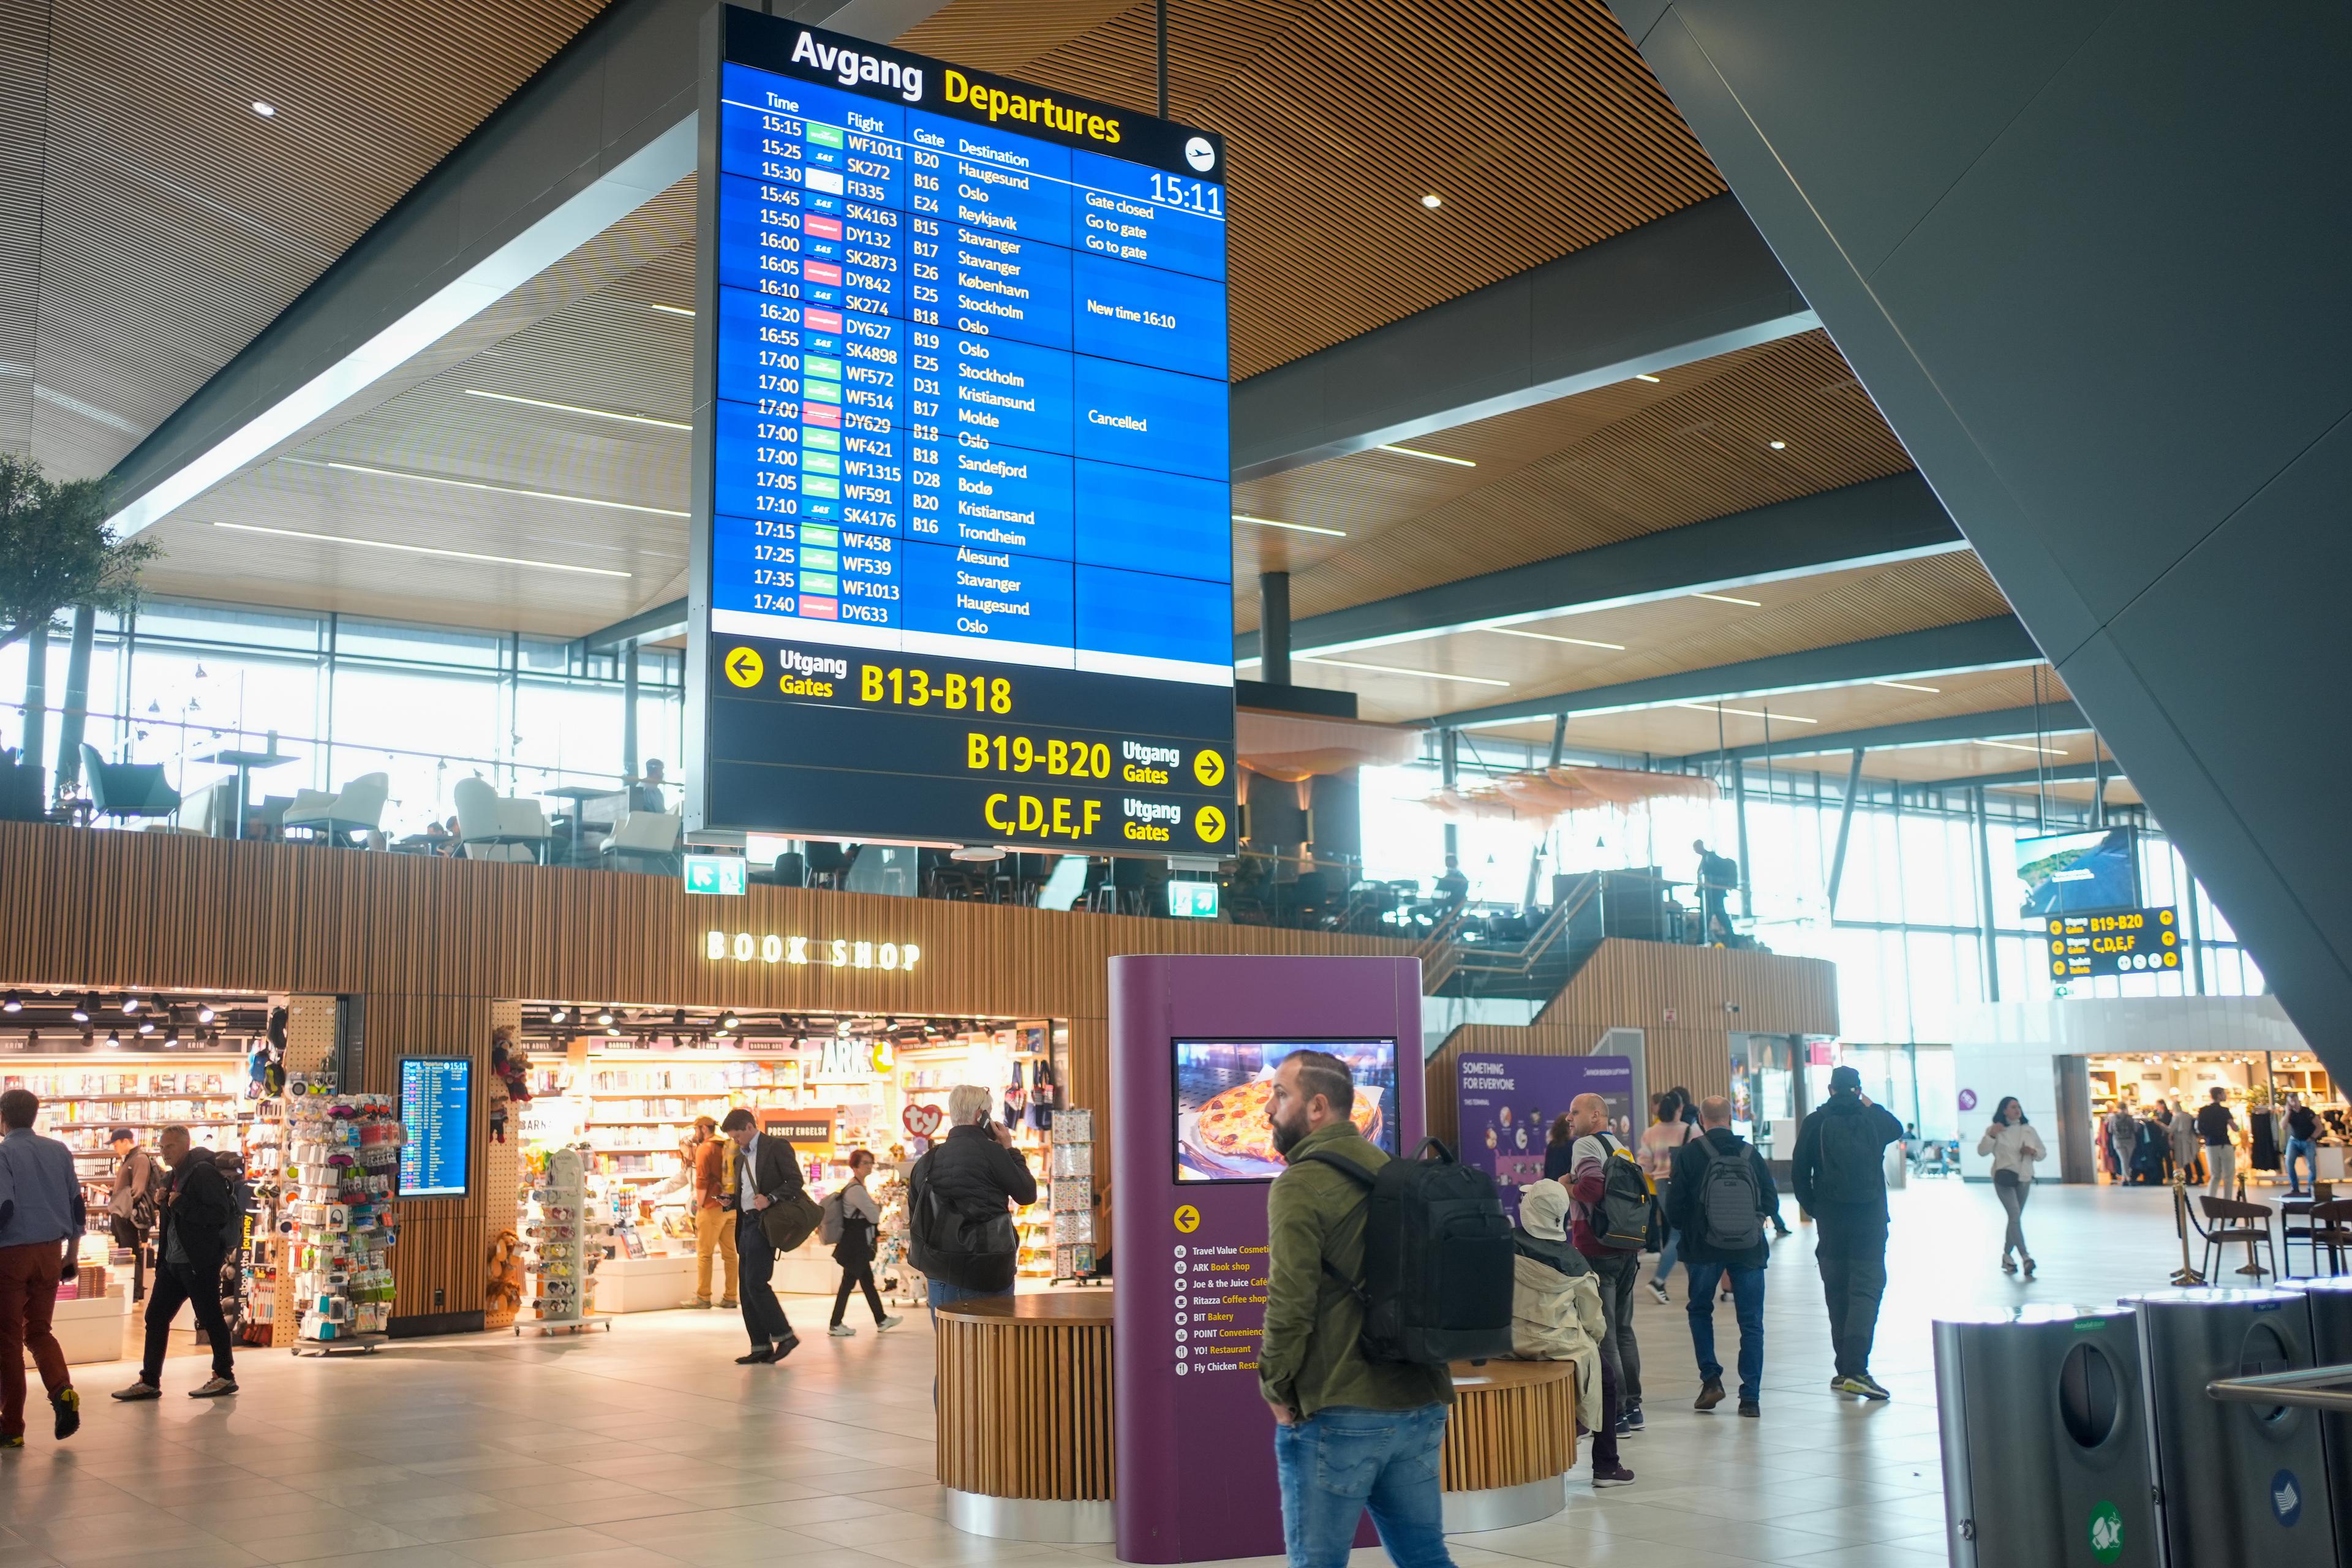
[398,1058,470,1199]
[691,12,1235,855]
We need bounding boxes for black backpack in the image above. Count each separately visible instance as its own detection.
[906,1150,1016,1289]
[1300,1137,1514,1366]
[1811,1106,1886,1205]
[1592,1132,1655,1251]
[1689,1137,1764,1251]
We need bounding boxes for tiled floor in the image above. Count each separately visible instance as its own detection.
[0,1180,2208,1568]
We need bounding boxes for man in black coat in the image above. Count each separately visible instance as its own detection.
[1667,1096,1777,1418]
[910,1084,1036,1303]
[1791,1066,1905,1402]
[113,1126,238,1400]
[721,1108,803,1365]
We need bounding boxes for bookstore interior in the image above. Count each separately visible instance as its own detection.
[0,984,1097,1352]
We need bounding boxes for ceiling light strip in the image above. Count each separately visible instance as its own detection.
[1375,444,1476,467]
[317,460,688,518]
[1671,701,1819,724]
[462,389,690,430]
[1234,513,1346,537]
[102,117,696,538]
[1979,739,2070,757]
[1872,679,1943,693]
[1692,592,1763,607]
[1487,627,1626,651]
[1297,656,1509,687]
[213,522,631,577]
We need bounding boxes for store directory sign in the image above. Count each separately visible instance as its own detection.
[398,1058,470,1198]
[690,10,1235,855]
[1112,956,1423,1562]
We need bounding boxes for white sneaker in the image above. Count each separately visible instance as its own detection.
[876,1315,903,1331]
[828,1324,856,1337]
[1646,1279,1670,1305]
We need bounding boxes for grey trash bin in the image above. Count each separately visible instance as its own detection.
[2284,1275,2352,1560]
[1932,1305,2158,1566]
[2127,1287,2338,1564]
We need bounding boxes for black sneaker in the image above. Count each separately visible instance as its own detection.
[1593,1462,1636,1488]
[1694,1379,1726,1412]
[1738,1400,1760,1418]
[773,1332,801,1362]
[1618,1403,1644,1433]
[51,1389,79,1441]
[189,1378,237,1400]
[1838,1373,1891,1401]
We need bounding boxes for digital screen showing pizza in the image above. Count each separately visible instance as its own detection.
[1173,1038,1399,1183]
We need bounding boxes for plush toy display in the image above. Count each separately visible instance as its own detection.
[486,1229,526,1313]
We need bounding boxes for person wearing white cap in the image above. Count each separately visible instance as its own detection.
[1508,1180,1615,1479]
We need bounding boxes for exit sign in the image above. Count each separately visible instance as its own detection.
[1167,881,1220,919]
[684,854,747,896]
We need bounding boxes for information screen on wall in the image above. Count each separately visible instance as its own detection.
[398,1058,470,1198]
[690,10,1234,855]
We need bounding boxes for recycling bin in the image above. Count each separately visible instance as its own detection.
[2285,1275,2352,1563]
[1932,1305,2158,1566]
[2127,1287,2339,1564]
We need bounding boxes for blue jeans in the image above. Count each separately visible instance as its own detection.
[1272,1404,1455,1568]
[1653,1224,1681,1285]
[1686,1261,1766,1403]
[2288,1139,2318,1191]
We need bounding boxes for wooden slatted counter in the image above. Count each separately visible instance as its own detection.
[935,1291,1115,1543]
[1442,1359,1576,1532]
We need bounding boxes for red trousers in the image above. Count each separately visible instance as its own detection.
[0,1241,70,1439]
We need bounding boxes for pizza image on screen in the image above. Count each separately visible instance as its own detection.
[1175,1039,1399,1182]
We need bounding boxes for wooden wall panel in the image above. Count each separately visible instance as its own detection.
[1424,940,1839,1150]
[0,824,1838,1331]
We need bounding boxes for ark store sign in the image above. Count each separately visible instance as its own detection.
[704,929,922,971]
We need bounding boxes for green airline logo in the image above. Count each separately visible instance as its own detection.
[2090,1500,2125,1562]
[806,123,845,148]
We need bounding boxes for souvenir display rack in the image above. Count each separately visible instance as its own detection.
[1049,1108,1098,1284]
[284,1082,401,1356]
[519,1145,610,1335]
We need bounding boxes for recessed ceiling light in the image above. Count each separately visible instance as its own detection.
[1376,444,1476,467]
[1768,440,1787,450]
[463,390,690,431]
[1420,194,1443,209]
[1234,513,1345,538]
[214,522,631,578]
[1296,655,1510,687]
[1872,679,1942,693]
[1672,702,1819,724]
[1488,627,1627,652]
[1633,374,1662,384]
[647,303,695,317]
[251,101,276,118]
[1692,592,1763,608]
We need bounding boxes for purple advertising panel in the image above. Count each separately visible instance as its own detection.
[1457,1054,1634,1223]
[1112,955,1424,1564]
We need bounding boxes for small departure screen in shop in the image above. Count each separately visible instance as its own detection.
[398,1057,471,1197]
[690,10,1234,854]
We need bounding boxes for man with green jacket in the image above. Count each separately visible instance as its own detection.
[1259,1050,1455,1568]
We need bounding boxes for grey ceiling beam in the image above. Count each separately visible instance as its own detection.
[103,0,952,537]
[1676,699,2086,767]
[1234,471,1961,662]
[1431,613,2043,729]
[581,597,689,653]
[1231,195,1818,483]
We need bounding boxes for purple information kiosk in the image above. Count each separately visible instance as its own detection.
[1110,954,1425,1563]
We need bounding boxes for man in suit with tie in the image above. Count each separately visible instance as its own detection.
[720,1109,802,1364]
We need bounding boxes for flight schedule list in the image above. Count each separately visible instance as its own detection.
[709,61,1231,687]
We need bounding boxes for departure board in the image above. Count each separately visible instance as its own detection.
[689,11,1235,855]
[398,1058,470,1199]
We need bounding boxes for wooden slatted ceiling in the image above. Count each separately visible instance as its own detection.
[1,0,613,477]
[899,0,1725,379]
[1274,549,2016,725]
[1237,331,1913,629]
